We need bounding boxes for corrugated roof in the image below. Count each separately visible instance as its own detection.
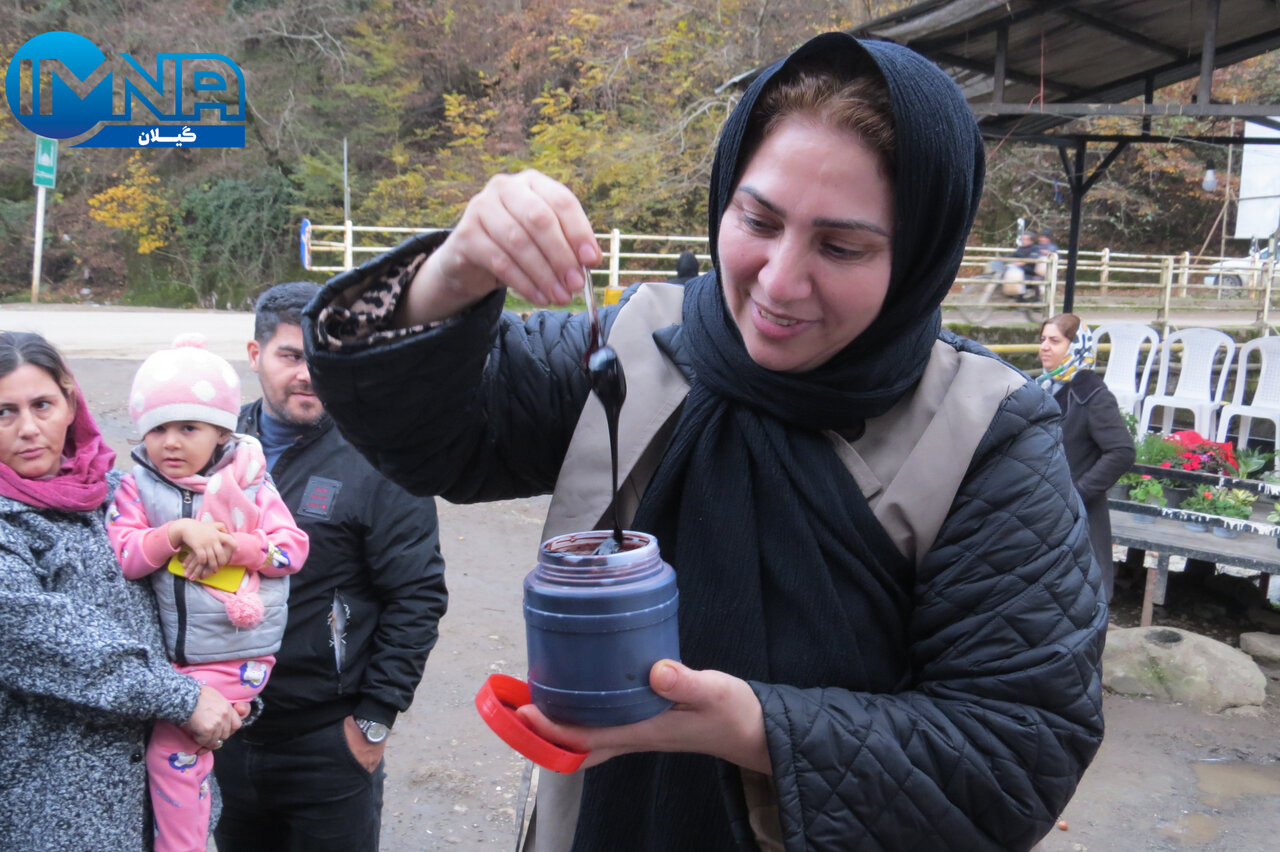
[847,0,1280,137]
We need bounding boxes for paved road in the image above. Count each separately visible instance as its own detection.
[0,304,255,360]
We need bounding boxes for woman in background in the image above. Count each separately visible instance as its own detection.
[1039,313,1136,602]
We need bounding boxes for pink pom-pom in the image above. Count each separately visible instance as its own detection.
[171,332,208,350]
[224,590,265,628]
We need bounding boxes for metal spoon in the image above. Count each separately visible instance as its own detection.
[582,268,627,554]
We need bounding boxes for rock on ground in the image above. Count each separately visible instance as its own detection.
[1240,631,1280,665]
[1104,626,1266,712]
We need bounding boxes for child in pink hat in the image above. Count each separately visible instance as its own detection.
[106,334,309,852]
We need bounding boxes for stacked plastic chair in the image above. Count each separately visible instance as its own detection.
[1093,322,1160,416]
[1138,327,1236,437]
[1216,336,1280,454]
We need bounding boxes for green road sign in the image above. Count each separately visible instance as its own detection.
[33,136,57,188]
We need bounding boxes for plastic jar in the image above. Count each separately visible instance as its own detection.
[524,529,680,727]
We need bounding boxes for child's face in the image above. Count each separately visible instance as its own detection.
[144,421,229,479]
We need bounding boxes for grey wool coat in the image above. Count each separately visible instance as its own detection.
[0,476,202,851]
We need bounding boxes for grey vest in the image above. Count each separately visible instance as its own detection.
[131,444,289,665]
[522,282,1025,852]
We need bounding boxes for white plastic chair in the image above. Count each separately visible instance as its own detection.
[1215,336,1280,452]
[1137,327,1236,437]
[1093,322,1160,416]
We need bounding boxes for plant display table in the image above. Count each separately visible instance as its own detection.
[1109,500,1280,627]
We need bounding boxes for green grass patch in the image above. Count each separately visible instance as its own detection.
[504,292,589,316]
[120,278,199,309]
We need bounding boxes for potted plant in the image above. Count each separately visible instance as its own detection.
[1261,469,1280,510]
[1235,446,1274,480]
[1134,432,1185,467]
[1239,446,1280,508]
[1133,432,1191,504]
[1112,471,1140,501]
[1213,490,1253,537]
[1181,487,1252,536]
[1126,476,1165,524]
[1164,431,1240,477]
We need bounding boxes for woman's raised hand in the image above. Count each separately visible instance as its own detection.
[515,660,772,775]
[397,170,603,326]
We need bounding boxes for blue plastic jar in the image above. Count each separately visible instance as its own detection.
[524,530,680,727]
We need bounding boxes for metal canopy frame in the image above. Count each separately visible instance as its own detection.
[844,0,1280,311]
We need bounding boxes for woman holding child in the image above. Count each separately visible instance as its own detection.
[0,330,243,850]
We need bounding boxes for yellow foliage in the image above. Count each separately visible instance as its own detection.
[444,93,497,150]
[87,153,171,254]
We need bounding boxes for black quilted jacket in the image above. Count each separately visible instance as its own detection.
[304,245,1106,851]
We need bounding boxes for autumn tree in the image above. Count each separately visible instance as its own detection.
[87,154,172,255]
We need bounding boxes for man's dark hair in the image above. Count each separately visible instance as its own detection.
[675,250,699,281]
[253,281,321,343]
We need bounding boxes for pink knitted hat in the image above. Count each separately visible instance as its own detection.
[130,333,241,434]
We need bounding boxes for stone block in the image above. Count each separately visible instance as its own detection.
[1239,631,1280,665]
[1103,626,1266,712]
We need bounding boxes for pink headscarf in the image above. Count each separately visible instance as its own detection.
[0,382,116,512]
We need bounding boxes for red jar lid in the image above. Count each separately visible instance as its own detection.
[474,673,588,774]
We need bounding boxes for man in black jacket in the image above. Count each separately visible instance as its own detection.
[213,281,448,852]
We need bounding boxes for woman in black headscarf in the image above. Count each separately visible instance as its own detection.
[304,33,1105,852]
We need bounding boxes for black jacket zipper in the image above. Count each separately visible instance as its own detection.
[172,489,193,666]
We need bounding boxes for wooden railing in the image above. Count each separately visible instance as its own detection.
[300,220,1279,329]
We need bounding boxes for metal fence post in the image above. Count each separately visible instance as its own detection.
[1177,251,1190,298]
[1099,247,1110,297]
[1158,256,1174,337]
[1045,253,1058,317]
[343,220,354,270]
[1260,257,1276,333]
[609,229,621,289]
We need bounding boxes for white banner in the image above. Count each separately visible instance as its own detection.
[1236,120,1280,239]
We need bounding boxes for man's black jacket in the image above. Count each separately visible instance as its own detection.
[239,400,448,737]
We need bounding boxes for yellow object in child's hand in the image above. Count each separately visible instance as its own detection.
[167,556,246,592]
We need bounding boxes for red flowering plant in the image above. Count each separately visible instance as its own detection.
[1160,430,1239,477]
[1180,487,1252,520]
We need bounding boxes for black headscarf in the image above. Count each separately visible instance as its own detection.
[573,34,984,851]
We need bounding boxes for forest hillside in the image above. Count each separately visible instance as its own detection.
[2,0,1276,307]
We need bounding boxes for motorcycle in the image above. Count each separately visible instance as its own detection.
[951,257,1046,324]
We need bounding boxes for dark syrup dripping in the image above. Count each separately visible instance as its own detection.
[582,268,627,555]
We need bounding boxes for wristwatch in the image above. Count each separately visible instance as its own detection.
[354,717,389,744]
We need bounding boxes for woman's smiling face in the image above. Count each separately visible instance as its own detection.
[717,115,894,373]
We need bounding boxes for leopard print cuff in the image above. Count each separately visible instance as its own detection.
[314,254,429,352]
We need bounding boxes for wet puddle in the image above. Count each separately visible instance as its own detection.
[1158,761,1280,845]
[1193,761,1280,807]
[1158,812,1220,845]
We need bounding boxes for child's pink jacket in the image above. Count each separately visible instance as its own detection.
[109,473,308,581]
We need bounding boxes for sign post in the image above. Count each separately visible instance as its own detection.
[31,136,57,304]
